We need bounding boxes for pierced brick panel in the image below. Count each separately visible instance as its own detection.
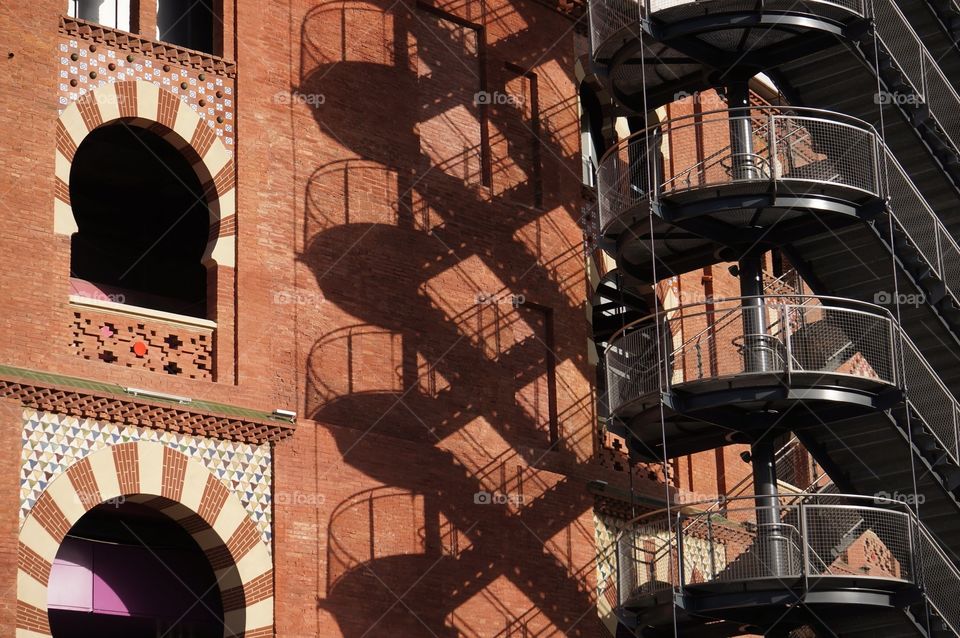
[71,307,213,380]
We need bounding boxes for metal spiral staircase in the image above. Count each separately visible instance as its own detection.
[583,0,960,635]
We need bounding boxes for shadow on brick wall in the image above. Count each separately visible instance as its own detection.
[293,0,602,634]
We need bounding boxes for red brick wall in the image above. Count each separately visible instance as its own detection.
[0,3,791,637]
[275,0,604,632]
[0,0,293,414]
[0,399,21,635]
[2,0,603,636]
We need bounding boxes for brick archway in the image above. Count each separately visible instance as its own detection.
[15,441,273,638]
[54,79,236,268]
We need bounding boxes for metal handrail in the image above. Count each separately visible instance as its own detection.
[618,492,908,530]
[618,493,913,584]
[874,0,960,155]
[597,106,877,166]
[606,294,891,345]
[603,291,960,468]
[596,107,883,232]
[612,492,960,634]
[677,436,820,538]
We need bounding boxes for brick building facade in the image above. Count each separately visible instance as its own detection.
[0,1,769,636]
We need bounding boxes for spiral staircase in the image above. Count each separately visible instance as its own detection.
[583,0,960,635]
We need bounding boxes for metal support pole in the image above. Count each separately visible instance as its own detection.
[752,438,789,577]
[739,250,774,373]
[727,81,761,181]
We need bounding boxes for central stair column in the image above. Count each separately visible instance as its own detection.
[727,80,762,181]
[750,438,792,577]
[736,213,791,576]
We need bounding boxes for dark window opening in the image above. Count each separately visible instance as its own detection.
[67,1,130,31]
[157,0,216,54]
[70,124,209,318]
[48,501,224,638]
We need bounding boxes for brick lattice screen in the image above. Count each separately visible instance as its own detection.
[71,307,213,379]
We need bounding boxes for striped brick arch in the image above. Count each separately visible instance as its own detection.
[54,80,236,268]
[16,441,273,638]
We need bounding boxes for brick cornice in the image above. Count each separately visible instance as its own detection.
[60,15,237,77]
[594,493,655,520]
[0,365,293,444]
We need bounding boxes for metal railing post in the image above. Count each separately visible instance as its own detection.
[676,512,685,595]
[891,317,900,389]
[615,537,622,608]
[652,129,663,204]
[707,514,716,579]
[908,512,919,589]
[933,223,942,281]
[873,133,882,197]
[953,404,959,462]
[800,501,810,592]
[783,304,792,383]
[769,114,777,187]
[663,315,672,392]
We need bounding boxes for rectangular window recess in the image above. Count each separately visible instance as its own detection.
[68,295,217,330]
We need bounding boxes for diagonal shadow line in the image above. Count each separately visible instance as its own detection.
[355,522,479,638]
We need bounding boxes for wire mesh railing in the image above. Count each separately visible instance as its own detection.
[603,290,960,484]
[884,145,960,319]
[917,524,960,636]
[613,494,918,608]
[604,295,897,414]
[595,107,882,233]
[611,493,960,635]
[592,107,960,333]
[899,338,960,465]
[873,0,960,154]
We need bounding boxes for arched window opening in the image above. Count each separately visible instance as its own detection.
[47,501,224,637]
[69,123,209,318]
[157,0,216,54]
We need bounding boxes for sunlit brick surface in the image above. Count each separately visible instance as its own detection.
[70,307,214,379]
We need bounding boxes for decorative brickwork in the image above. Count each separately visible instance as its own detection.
[58,16,236,149]
[20,410,273,548]
[70,305,214,379]
[17,437,274,637]
[0,367,292,442]
[594,514,625,635]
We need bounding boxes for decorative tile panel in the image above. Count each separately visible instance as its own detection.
[20,410,272,550]
[57,17,236,149]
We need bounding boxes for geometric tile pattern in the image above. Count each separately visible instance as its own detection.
[20,409,272,549]
[593,513,623,633]
[58,17,236,149]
